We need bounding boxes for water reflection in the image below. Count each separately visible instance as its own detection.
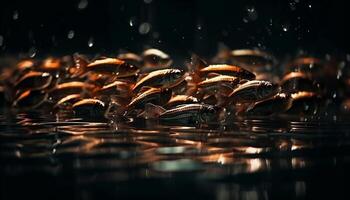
[1,111,350,199]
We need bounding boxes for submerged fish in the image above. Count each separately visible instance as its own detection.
[132,68,184,92]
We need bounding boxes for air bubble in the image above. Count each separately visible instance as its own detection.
[67,30,75,39]
[78,0,88,10]
[139,22,151,34]
[88,37,94,47]
[13,10,19,20]
[28,47,37,58]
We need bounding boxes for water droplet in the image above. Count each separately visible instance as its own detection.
[337,70,342,79]
[0,35,3,46]
[144,0,152,4]
[67,30,75,39]
[246,6,258,21]
[28,47,37,58]
[332,92,337,99]
[78,0,88,10]
[242,6,258,23]
[13,10,19,20]
[129,18,136,27]
[138,22,151,35]
[88,37,94,47]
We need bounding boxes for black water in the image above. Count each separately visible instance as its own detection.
[1,110,350,200]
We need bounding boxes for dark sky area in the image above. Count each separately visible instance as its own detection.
[0,0,349,58]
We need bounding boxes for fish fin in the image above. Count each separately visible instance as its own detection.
[216,94,231,107]
[189,54,208,73]
[141,103,166,119]
[218,84,235,97]
[212,42,231,63]
[239,79,249,84]
[137,73,149,82]
[137,86,154,94]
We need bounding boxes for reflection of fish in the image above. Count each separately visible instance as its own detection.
[246,93,293,115]
[132,69,184,92]
[229,80,280,103]
[200,64,255,80]
[143,103,218,124]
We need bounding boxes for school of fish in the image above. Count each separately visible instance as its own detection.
[1,47,349,124]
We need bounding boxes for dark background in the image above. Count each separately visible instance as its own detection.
[0,0,349,58]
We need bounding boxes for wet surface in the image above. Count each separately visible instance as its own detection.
[1,111,349,200]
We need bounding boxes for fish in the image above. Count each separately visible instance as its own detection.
[200,64,255,80]
[72,98,106,118]
[165,95,198,108]
[39,57,61,72]
[127,87,172,110]
[94,80,132,97]
[197,75,239,96]
[280,72,317,93]
[48,81,96,101]
[132,68,184,92]
[13,90,48,109]
[229,80,280,103]
[53,94,82,110]
[143,103,219,124]
[86,58,139,77]
[14,71,53,91]
[117,52,143,68]
[142,48,172,68]
[229,49,275,68]
[246,93,293,115]
[287,91,320,115]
